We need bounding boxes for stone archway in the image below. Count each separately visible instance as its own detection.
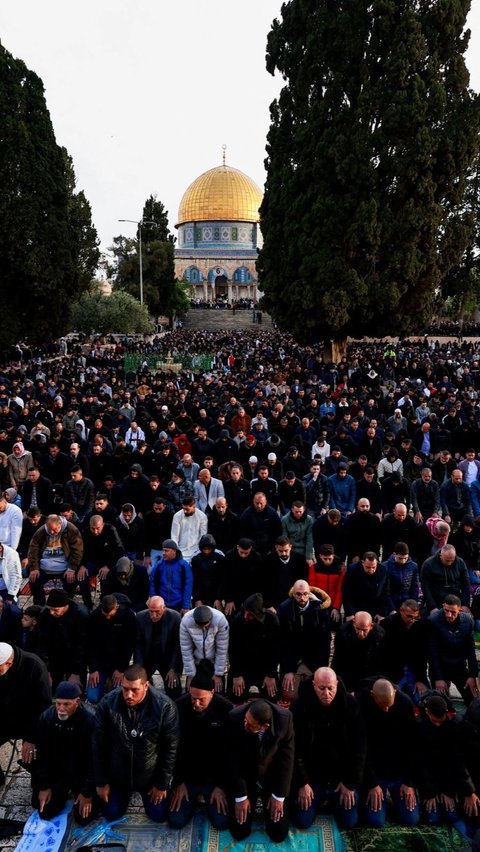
[215,274,228,298]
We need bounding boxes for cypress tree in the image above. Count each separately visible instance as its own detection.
[258,0,480,342]
[0,42,98,347]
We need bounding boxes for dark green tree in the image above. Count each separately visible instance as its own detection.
[0,42,99,348]
[441,153,480,316]
[257,0,480,342]
[110,195,188,322]
[70,289,152,335]
[62,149,100,295]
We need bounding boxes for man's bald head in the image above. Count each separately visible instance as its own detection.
[147,596,166,621]
[313,667,338,706]
[371,678,396,711]
[352,611,373,639]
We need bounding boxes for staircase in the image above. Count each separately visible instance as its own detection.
[182,307,274,331]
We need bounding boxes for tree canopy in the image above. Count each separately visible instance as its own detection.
[257,0,480,342]
[70,289,152,335]
[110,195,188,321]
[0,42,99,348]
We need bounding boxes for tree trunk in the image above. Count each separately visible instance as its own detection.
[322,339,347,362]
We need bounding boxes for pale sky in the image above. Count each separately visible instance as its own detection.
[1,1,479,262]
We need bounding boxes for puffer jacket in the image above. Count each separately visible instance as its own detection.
[179,606,229,677]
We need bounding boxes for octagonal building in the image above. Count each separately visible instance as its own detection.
[175,159,263,303]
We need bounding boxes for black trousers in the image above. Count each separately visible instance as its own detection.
[146,665,182,701]
[228,787,289,843]
[31,783,99,825]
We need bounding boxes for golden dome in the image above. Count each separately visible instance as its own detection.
[176,164,263,226]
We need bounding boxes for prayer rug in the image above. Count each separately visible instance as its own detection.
[343,824,467,852]
[66,812,346,851]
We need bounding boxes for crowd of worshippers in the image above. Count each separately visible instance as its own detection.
[3,334,480,840]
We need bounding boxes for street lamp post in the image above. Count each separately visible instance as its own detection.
[118,218,157,306]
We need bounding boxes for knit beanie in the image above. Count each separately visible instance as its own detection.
[190,659,215,691]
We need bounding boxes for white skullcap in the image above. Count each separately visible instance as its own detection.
[0,642,14,665]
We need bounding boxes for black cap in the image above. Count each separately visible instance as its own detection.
[55,681,82,699]
[47,589,69,608]
[190,659,215,691]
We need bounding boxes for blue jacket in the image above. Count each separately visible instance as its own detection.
[149,556,193,610]
[328,472,356,513]
[428,610,478,681]
[382,554,419,610]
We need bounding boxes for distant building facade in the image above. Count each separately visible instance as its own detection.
[174,159,263,303]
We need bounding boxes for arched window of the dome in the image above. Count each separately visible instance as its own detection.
[208,266,227,284]
[233,266,253,284]
[184,265,203,284]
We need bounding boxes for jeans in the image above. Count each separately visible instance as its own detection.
[422,799,466,834]
[397,669,429,706]
[147,550,163,575]
[292,783,359,829]
[99,786,168,822]
[86,671,110,704]
[167,783,229,830]
[362,779,420,828]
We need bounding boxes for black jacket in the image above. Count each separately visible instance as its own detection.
[102,565,150,613]
[0,646,51,743]
[224,478,251,516]
[35,702,96,796]
[345,512,381,563]
[457,700,480,792]
[207,508,240,555]
[239,505,282,555]
[191,549,225,605]
[381,611,429,686]
[21,476,55,515]
[331,622,386,694]
[380,513,419,561]
[93,686,179,791]
[134,607,182,675]
[87,600,137,673]
[227,702,294,799]
[229,609,280,680]
[220,547,264,610]
[173,692,233,787]
[64,476,95,517]
[115,515,145,559]
[38,599,89,679]
[261,552,309,609]
[143,507,174,553]
[421,553,471,612]
[81,523,124,569]
[291,677,366,791]
[312,513,347,562]
[277,595,331,674]
[342,562,394,619]
[357,687,418,790]
[416,712,471,799]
